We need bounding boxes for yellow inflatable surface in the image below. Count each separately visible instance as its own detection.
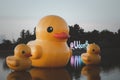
[81,43,101,65]
[27,15,72,67]
[30,68,71,80]
[6,44,32,71]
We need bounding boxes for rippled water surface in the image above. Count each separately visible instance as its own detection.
[0,48,120,80]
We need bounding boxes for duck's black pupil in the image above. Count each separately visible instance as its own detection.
[92,49,95,52]
[22,51,25,54]
[47,26,53,33]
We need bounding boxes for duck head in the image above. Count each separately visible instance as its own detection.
[14,44,32,58]
[36,15,70,42]
[87,43,100,55]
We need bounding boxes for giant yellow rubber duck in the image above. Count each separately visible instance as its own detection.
[81,43,101,65]
[27,15,72,68]
[6,44,32,71]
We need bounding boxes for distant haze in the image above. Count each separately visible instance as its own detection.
[0,0,120,42]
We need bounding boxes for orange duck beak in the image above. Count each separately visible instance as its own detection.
[95,51,100,55]
[53,32,70,39]
[25,53,32,57]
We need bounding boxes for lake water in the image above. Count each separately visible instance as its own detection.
[0,48,120,80]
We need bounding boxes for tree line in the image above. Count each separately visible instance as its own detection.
[0,24,120,50]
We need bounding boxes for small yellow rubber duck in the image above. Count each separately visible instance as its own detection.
[81,43,101,65]
[6,44,32,71]
[27,15,72,67]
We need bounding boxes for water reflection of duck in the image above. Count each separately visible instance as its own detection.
[6,44,32,71]
[81,43,101,65]
[7,71,32,80]
[30,68,71,80]
[81,65,101,80]
[27,15,72,67]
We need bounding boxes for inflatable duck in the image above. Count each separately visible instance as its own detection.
[6,44,32,71]
[27,15,72,67]
[81,43,101,65]
[81,65,101,80]
[30,68,71,80]
[7,71,32,80]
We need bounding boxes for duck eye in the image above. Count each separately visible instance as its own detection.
[47,26,53,33]
[22,50,25,54]
[92,49,95,52]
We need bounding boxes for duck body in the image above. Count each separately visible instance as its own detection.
[28,39,71,67]
[6,44,32,71]
[81,43,101,65]
[81,53,101,65]
[27,15,72,68]
[6,56,31,71]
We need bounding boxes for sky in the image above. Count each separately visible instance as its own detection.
[0,0,120,43]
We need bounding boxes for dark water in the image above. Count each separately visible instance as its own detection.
[0,48,120,80]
